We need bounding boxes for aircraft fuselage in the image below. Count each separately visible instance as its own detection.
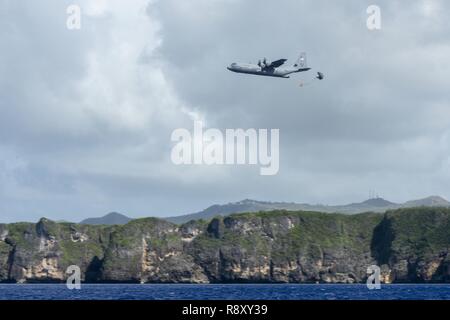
[227,63,311,78]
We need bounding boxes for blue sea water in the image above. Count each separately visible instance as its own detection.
[0,284,450,300]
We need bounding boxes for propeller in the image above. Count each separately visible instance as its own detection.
[262,58,268,68]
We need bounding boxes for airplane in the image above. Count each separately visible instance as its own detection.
[227,52,317,79]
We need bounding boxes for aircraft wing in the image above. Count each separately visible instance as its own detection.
[268,59,287,69]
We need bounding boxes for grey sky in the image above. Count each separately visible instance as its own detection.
[1,0,450,222]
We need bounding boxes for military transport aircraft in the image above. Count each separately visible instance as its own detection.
[227,52,322,79]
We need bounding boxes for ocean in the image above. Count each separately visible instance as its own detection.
[0,284,450,300]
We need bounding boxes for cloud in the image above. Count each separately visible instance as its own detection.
[1,0,450,222]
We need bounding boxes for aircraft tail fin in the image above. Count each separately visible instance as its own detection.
[294,52,307,69]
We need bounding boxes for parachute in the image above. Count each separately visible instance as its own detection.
[299,72,324,87]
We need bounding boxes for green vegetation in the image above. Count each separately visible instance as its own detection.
[385,207,450,256]
[2,207,450,283]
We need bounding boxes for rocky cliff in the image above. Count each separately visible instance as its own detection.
[1,207,450,283]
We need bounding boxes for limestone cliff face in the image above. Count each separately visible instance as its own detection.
[189,212,380,283]
[1,207,450,283]
[100,218,208,283]
[371,208,450,283]
[0,219,110,283]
